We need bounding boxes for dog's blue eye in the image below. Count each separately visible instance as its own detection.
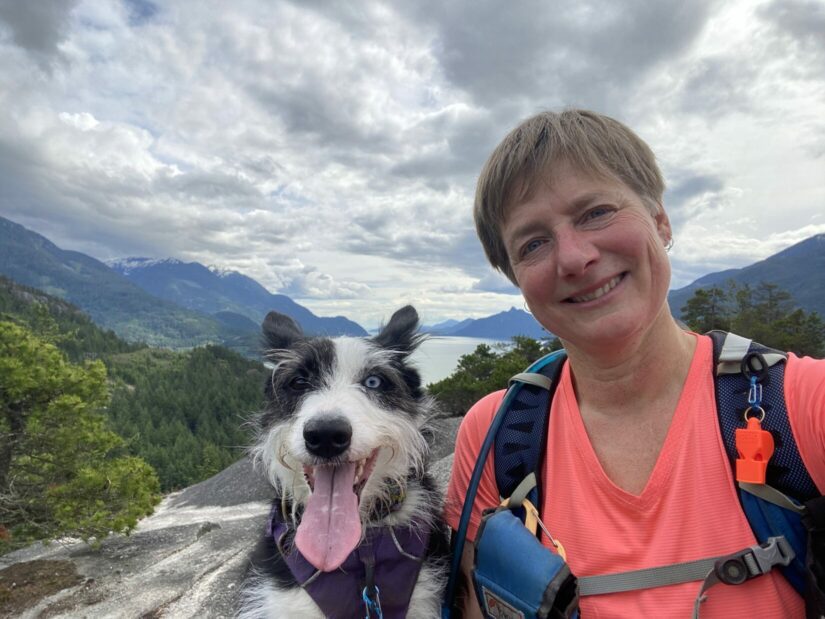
[363,375,383,389]
[289,376,311,391]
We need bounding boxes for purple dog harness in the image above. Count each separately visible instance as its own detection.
[268,505,430,618]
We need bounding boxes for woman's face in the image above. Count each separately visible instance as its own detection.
[500,162,672,352]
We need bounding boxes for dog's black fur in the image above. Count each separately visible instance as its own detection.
[237,306,449,618]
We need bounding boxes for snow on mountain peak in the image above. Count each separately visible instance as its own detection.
[207,264,238,278]
[106,257,182,274]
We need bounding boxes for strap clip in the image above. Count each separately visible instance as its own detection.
[714,535,794,585]
[747,375,763,409]
[361,546,383,619]
[499,493,567,561]
[362,585,384,619]
[693,536,795,618]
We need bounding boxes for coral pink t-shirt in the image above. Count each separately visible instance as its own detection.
[445,335,825,618]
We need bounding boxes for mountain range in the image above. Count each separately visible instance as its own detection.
[0,215,550,345]
[0,216,236,349]
[667,234,825,318]
[107,257,366,337]
[0,216,365,350]
[424,307,551,339]
[2,214,824,347]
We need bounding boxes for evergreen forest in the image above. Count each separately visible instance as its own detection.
[105,345,265,490]
[679,281,825,357]
[0,277,267,495]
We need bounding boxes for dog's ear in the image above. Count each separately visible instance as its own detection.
[262,311,304,350]
[373,305,423,355]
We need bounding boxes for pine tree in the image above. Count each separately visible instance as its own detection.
[680,286,730,333]
[680,281,824,357]
[0,321,160,553]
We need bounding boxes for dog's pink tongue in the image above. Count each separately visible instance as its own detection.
[295,462,361,572]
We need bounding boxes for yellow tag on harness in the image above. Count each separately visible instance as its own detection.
[500,497,567,561]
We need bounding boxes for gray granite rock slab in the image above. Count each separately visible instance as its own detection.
[2,447,459,618]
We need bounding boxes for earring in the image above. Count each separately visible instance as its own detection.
[665,238,674,253]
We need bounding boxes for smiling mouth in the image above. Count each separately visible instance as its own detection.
[295,448,382,572]
[566,273,625,303]
[302,448,380,496]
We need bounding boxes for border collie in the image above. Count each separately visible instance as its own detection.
[238,306,449,618]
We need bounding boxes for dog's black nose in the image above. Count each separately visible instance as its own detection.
[303,417,352,458]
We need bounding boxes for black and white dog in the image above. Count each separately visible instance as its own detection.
[239,306,449,618]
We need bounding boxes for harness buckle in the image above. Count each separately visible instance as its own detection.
[715,535,794,585]
[694,537,795,618]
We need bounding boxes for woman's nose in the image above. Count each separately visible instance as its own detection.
[554,228,599,277]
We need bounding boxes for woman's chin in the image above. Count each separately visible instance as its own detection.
[557,312,652,351]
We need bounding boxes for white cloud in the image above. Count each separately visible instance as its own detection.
[0,0,823,327]
[276,259,371,299]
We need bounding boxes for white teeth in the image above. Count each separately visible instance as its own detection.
[571,275,622,303]
[354,459,366,485]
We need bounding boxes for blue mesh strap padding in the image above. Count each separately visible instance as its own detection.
[494,352,567,507]
[709,331,820,596]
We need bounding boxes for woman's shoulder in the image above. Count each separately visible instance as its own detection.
[783,352,825,418]
[786,350,825,374]
[784,352,825,492]
[455,389,508,445]
[470,389,509,412]
[461,389,508,424]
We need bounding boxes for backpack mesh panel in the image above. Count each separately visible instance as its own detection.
[713,340,819,502]
[494,381,553,500]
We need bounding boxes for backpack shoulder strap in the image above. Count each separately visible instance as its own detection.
[493,350,567,508]
[707,330,818,501]
[707,330,820,597]
[441,349,566,618]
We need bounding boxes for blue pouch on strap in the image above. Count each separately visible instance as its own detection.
[473,508,579,619]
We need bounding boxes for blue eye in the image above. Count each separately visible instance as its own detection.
[288,376,311,392]
[363,375,383,389]
[584,206,610,220]
[523,239,545,256]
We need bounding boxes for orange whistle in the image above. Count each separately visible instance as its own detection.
[735,416,774,484]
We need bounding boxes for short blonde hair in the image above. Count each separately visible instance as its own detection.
[474,109,665,285]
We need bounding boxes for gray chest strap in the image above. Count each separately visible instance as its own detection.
[577,536,794,618]
[511,472,799,605]
[578,555,722,596]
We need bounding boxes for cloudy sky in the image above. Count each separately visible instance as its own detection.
[1,0,823,328]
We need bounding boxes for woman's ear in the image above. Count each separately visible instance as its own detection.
[654,203,672,246]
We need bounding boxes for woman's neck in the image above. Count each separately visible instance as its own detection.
[563,308,697,418]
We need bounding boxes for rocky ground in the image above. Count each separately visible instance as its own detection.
[0,417,459,618]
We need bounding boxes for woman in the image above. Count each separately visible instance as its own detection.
[445,110,825,617]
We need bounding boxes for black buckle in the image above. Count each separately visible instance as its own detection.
[714,536,794,585]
